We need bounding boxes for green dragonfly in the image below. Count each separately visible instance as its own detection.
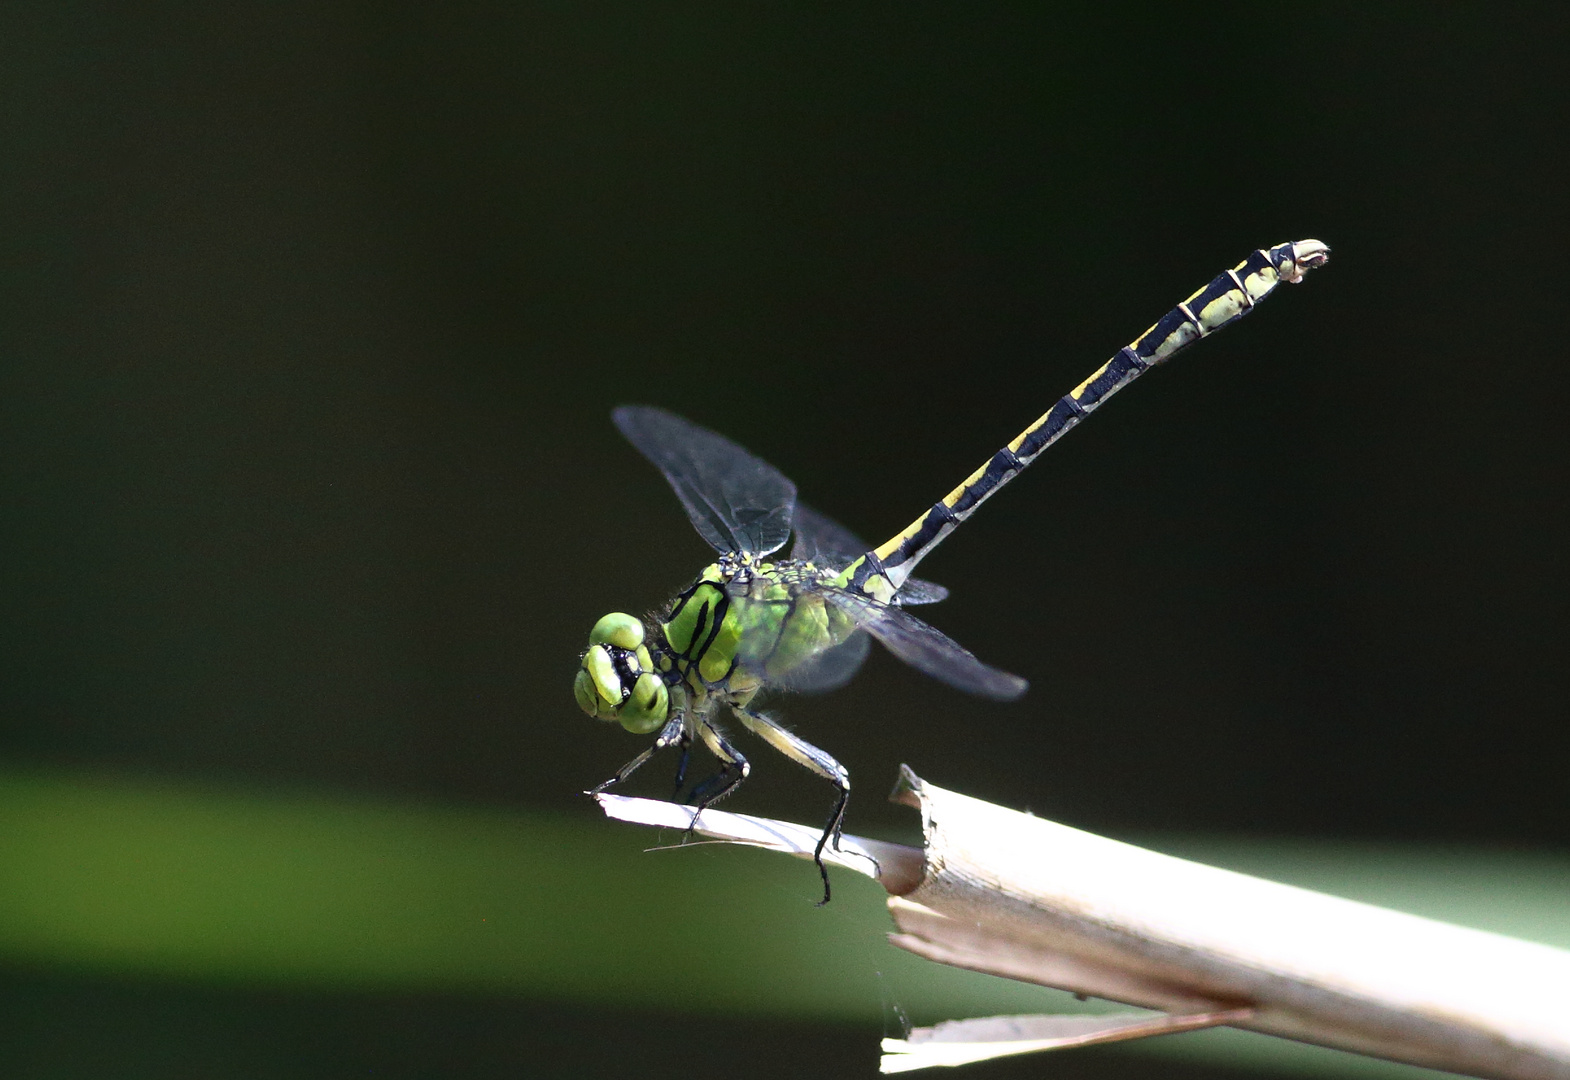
[577,239,1330,902]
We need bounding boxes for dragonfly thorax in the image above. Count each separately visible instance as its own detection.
[659,554,857,695]
[660,554,806,692]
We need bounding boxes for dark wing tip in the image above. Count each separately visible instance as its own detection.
[611,403,662,434]
[929,659,1029,702]
[985,671,1030,701]
[895,578,950,606]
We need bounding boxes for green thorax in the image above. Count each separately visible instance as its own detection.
[656,552,860,704]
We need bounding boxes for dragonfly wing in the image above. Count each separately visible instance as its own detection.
[893,578,949,606]
[818,586,1027,701]
[789,502,867,566]
[613,406,796,556]
[777,629,872,694]
[792,502,947,605]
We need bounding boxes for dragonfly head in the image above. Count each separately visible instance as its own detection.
[574,612,669,734]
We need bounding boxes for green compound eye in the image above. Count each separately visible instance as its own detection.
[576,634,668,730]
[573,668,603,718]
[583,645,623,706]
[617,672,668,734]
[589,612,644,650]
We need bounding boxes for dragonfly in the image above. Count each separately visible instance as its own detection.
[576,239,1330,902]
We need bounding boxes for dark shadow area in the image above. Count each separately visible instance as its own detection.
[0,967,1290,1080]
[1,2,1565,1074]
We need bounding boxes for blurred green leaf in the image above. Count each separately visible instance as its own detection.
[1,768,1565,1079]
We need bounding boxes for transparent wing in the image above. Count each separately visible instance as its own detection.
[816,585,1027,701]
[777,630,872,694]
[894,578,949,606]
[791,502,948,605]
[613,406,797,556]
[789,502,867,566]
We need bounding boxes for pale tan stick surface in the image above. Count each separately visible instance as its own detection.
[595,770,1570,1079]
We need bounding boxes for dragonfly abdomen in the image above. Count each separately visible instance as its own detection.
[853,240,1330,597]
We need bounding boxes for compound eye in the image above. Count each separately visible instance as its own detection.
[589,612,644,650]
[583,645,626,709]
[578,617,663,727]
[617,672,668,734]
[573,668,604,718]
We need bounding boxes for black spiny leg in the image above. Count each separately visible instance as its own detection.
[590,715,686,795]
[680,718,750,843]
[815,784,852,906]
[670,729,694,800]
[733,707,852,905]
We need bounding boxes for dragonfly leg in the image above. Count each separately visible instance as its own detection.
[733,707,852,906]
[589,715,687,795]
[682,718,750,842]
[670,729,694,799]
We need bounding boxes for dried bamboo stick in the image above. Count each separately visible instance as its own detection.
[595,767,1570,1078]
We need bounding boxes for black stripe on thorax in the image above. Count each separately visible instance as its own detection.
[665,580,730,674]
[663,581,700,641]
[690,592,730,674]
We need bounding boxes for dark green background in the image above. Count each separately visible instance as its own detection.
[3,4,1566,1077]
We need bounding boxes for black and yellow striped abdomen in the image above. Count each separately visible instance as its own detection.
[846,240,1330,601]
